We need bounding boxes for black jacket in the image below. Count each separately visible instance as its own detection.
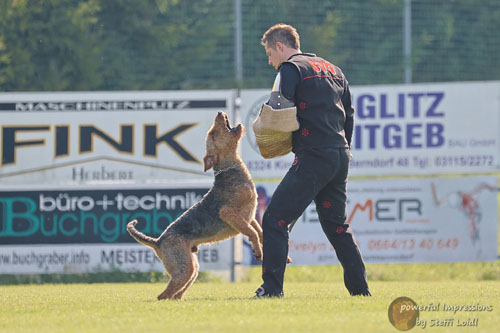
[279,53,354,153]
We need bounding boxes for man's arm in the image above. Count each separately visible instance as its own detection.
[342,80,355,147]
[279,62,300,103]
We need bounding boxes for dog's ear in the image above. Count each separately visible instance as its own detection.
[233,124,245,137]
[203,155,215,172]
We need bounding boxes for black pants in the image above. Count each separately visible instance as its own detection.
[261,147,370,296]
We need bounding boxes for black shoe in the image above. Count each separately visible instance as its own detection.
[351,290,371,296]
[252,286,284,299]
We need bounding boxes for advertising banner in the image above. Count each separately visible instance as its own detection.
[0,90,233,185]
[1,85,498,273]
[0,243,230,275]
[246,176,498,265]
[0,183,233,274]
[241,82,500,178]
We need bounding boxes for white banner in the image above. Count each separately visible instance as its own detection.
[247,176,498,265]
[0,242,231,275]
[3,83,498,183]
[241,82,500,178]
[0,90,233,184]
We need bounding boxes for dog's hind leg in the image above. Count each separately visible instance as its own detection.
[157,241,196,300]
[173,253,199,300]
[220,206,263,261]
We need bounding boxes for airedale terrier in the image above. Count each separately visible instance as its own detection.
[127,112,263,300]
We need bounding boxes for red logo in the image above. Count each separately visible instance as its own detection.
[299,102,307,110]
[323,201,332,209]
[301,128,310,136]
[336,226,344,234]
[292,156,298,165]
[308,60,336,74]
[262,267,266,274]
[278,220,286,228]
[346,199,374,224]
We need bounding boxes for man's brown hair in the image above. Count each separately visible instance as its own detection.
[261,23,300,50]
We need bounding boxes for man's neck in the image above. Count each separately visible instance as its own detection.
[282,48,301,62]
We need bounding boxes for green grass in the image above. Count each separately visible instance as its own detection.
[1,265,499,333]
[2,260,499,285]
[242,261,500,283]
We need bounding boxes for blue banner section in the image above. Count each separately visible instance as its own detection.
[0,188,208,244]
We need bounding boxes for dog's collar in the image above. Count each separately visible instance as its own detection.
[214,163,241,177]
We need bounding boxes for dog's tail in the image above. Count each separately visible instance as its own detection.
[127,220,158,249]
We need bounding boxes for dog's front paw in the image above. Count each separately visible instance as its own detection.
[253,248,263,261]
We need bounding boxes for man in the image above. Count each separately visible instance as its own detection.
[254,23,370,297]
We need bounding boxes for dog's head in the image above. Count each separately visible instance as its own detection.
[203,112,245,172]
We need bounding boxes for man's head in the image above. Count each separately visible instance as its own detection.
[261,23,301,70]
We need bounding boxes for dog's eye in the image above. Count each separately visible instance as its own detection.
[210,131,215,137]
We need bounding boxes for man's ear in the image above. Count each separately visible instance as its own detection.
[203,155,215,172]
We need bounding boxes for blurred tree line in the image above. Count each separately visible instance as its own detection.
[0,0,499,91]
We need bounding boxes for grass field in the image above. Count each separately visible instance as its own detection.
[1,264,499,333]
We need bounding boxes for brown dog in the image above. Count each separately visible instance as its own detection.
[127,112,263,300]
